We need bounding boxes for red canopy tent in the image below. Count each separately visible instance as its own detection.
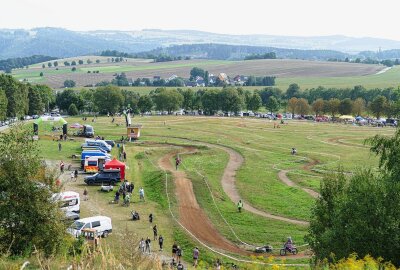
[104,159,126,180]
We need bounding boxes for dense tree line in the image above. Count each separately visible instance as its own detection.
[141,43,349,61]
[328,57,400,67]
[50,81,400,119]
[3,72,399,120]
[244,52,277,60]
[0,74,54,120]
[100,50,186,62]
[0,55,57,73]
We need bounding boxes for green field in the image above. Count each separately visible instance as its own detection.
[31,115,392,268]
[11,57,400,90]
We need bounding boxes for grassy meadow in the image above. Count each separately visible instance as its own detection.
[11,56,400,90]
[32,115,393,267]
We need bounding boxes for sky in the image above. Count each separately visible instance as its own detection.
[1,0,400,40]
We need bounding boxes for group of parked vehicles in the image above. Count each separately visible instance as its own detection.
[55,190,113,239]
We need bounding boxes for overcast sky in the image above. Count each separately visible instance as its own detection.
[1,0,400,40]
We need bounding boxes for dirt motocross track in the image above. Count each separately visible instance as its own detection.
[158,147,245,254]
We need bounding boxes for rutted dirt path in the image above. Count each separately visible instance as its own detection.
[214,144,310,226]
[147,135,310,226]
[278,170,320,199]
[158,147,245,254]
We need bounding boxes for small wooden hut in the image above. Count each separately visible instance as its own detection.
[127,124,142,141]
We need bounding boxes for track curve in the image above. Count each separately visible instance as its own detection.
[158,147,245,254]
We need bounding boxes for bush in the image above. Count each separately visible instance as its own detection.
[64,79,76,88]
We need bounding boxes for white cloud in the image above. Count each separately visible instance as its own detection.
[1,0,400,40]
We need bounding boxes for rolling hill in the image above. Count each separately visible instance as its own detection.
[11,57,388,89]
[2,28,400,60]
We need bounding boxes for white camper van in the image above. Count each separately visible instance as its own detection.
[53,191,80,213]
[68,216,112,237]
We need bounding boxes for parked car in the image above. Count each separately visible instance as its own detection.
[67,216,112,237]
[104,140,115,147]
[83,125,94,138]
[84,169,121,185]
[83,139,111,152]
[385,118,398,127]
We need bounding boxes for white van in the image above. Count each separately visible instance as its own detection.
[68,216,112,237]
[85,139,112,152]
[52,191,80,213]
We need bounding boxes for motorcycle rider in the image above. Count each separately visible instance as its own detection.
[284,237,293,250]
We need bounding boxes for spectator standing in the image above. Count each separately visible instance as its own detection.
[139,238,145,253]
[83,188,88,201]
[153,224,158,240]
[149,213,153,223]
[158,235,164,251]
[193,247,199,267]
[60,161,65,173]
[139,187,145,201]
[172,242,178,260]
[58,142,62,151]
[145,237,151,253]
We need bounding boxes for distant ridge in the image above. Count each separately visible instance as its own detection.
[1,27,400,59]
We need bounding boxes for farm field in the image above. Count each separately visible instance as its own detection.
[10,57,395,89]
[33,115,393,267]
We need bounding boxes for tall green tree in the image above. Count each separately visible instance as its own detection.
[286,83,300,99]
[204,70,209,86]
[312,98,324,117]
[121,90,140,113]
[0,88,8,120]
[219,87,243,114]
[352,98,366,116]
[265,96,280,113]
[152,88,183,114]
[0,74,28,117]
[190,67,205,80]
[0,125,67,256]
[201,89,220,115]
[338,98,353,115]
[28,86,43,115]
[93,86,124,114]
[370,95,388,119]
[79,89,96,114]
[182,89,195,111]
[56,89,83,112]
[327,98,340,118]
[138,95,154,114]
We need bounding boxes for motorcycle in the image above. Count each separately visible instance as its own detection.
[280,245,298,256]
[255,245,273,253]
